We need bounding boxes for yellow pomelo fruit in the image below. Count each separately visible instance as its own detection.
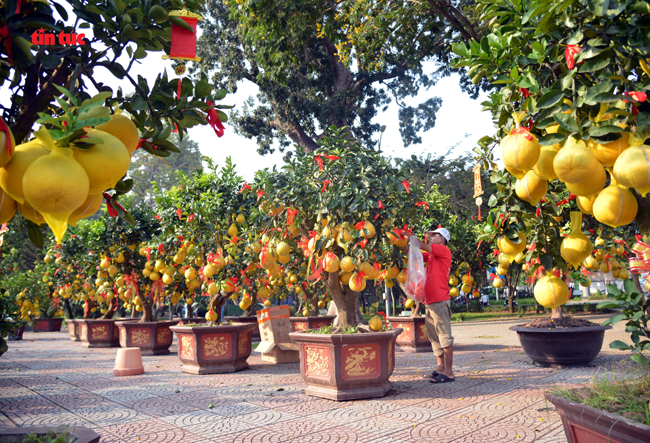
[360,221,376,238]
[553,137,600,184]
[449,287,459,297]
[387,264,400,279]
[0,139,50,204]
[560,212,593,269]
[448,275,458,286]
[349,272,367,292]
[496,266,507,275]
[515,252,525,263]
[500,129,541,179]
[340,256,355,272]
[515,170,548,205]
[278,253,290,264]
[583,255,599,272]
[336,227,352,246]
[358,261,373,276]
[497,232,526,263]
[0,188,17,224]
[612,144,650,197]
[228,223,238,237]
[405,298,415,309]
[534,274,569,309]
[276,241,290,256]
[17,201,46,225]
[505,163,526,179]
[23,146,90,243]
[587,133,630,166]
[368,315,384,331]
[68,194,102,227]
[533,145,560,180]
[72,129,130,195]
[565,164,606,197]
[397,270,406,284]
[95,113,140,155]
[461,283,472,293]
[576,193,599,215]
[339,271,353,285]
[323,252,340,273]
[493,277,503,288]
[499,254,511,268]
[592,179,638,228]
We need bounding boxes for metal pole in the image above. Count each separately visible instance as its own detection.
[385,283,390,316]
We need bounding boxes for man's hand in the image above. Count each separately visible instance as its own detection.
[404,236,431,254]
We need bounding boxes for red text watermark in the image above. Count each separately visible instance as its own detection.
[31,28,85,46]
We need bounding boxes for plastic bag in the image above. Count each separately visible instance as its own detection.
[405,235,426,303]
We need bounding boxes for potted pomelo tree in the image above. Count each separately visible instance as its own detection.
[251,127,429,400]
[453,0,647,369]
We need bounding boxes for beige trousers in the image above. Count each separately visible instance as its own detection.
[425,299,454,356]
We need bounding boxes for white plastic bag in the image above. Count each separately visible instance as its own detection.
[404,235,426,303]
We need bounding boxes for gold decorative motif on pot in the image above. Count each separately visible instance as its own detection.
[345,346,376,376]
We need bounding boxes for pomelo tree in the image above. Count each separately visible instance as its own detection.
[451,0,646,317]
[251,126,428,329]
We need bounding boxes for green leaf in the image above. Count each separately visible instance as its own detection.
[596,301,619,309]
[169,16,195,33]
[579,58,610,73]
[214,88,227,101]
[553,113,580,132]
[630,354,649,365]
[451,42,470,58]
[132,95,148,111]
[609,340,630,350]
[589,125,624,137]
[587,0,610,16]
[538,133,566,146]
[608,314,628,326]
[537,90,564,109]
[28,226,44,248]
[584,81,612,105]
[623,278,636,295]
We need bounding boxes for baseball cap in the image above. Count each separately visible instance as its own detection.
[426,225,451,244]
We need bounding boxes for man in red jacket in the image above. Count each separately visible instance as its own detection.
[404,225,454,383]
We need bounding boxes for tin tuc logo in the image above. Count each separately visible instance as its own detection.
[31,28,86,46]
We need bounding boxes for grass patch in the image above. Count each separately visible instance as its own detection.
[550,371,650,426]
[20,431,73,443]
[588,291,608,300]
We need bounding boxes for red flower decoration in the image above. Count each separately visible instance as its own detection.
[565,45,581,70]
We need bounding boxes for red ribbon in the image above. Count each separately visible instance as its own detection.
[565,44,581,70]
[402,180,411,194]
[519,87,531,98]
[187,214,195,222]
[314,154,324,170]
[355,221,366,231]
[510,127,533,141]
[256,189,265,203]
[206,101,225,137]
[0,25,12,65]
[103,193,124,218]
[324,154,339,161]
[239,182,251,193]
[286,208,299,226]
[321,180,330,192]
[158,244,166,253]
[177,78,182,100]
[378,201,384,209]
[0,118,13,156]
[176,208,182,220]
[415,201,429,213]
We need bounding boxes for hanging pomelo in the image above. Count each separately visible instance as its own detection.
[0,139,50,204]
[576,193,599,215]
[340,256,355,272]
[323,252,340,273]
[497,232,526,263]
[0,188,16,224]
[349,272,367,292]
[534,274,570,309]
[612,144,650,197]
[560,212,593,269]
[0,118,15,168]
[565,163,606,196]
[500,127,541,179]
[68,194,102,226]
[17,200,45,225]
[515,170,547,205]
[72,129,130,195]
[533,145,560,180]
[94,112,140,155]
[592,177,638,227]
[583,255,599,272]
[553,137,601,184]
[22,142,90,243]
[587,133,629,166]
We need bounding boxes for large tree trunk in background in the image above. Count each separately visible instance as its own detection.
[101,296,118,320]
[187,303,194,318]
[243,291,257,317]
[411,302,422,317]
[63,299,74,319]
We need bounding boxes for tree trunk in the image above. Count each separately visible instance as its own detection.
[209,292,229,325]
[101,296,118,320]
[551,306,563,319]
[411,301,422,317]
[243,291,257,317]
[325,270,358,329]
[83,300,95,319]
[63,299,74,319]
[140,298,154,323]
[187,303,194,319]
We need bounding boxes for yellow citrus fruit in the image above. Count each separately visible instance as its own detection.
[0,139,50,204]
[23,145,89,243]
[534,274,569,309]
[461,283,471,293]
[612,144,650,197]
[397,270,406,284]
[336,227,353,247]
[592,179,638,227]
[95,112,140,155]
[515,252,525,263]
[276,241,290,256]
[340,256,355,272]
[72,129,130,195]
[349,272,367,291]
[0,188,16,224]
[358,261,373,276]
[496,266,507,275]
[560,212,593,269]
[339,271,353,285]
[587,132,630,167]
[405,298,415,309]
[500,129,541,179]
[533,145,560,180]
[497,232,526,263]
[553,137,601,184]
[387,264,400,279]
[323,252,340,273]
[493,277,503,288]
[449,275,458,286]
[576,193,599,215]
[449,287,459,297]
[68,194,102,227]
[368,315,384,331]
[515,170,548,205]
[583,255,599,271]
[360,221,376,238]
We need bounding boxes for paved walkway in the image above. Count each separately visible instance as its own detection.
[0,314,637,442]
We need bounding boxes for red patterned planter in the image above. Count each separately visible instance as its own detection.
[289,328,402,401]
[224,316,260,341]
[176,317,207,325]
[67,319,80,341]
[7,324,25,340]
[170,323,257,374]
[33,318,63,332]
[387,316,431,353]
[116,320,179,356]
[78,319,136,348]
[290,316,336,332]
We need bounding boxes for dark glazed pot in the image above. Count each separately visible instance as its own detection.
[290,316,336,332]
[510,324,612,367]
[170,323,257,374]
[7,324,25,340]
[116,320,179,356]
[289,328,402,401]
[387,316,431,353]
[545,392,650,443]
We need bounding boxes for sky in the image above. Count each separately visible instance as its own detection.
[1,7,497,182]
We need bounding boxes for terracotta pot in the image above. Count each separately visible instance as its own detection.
[0,426,99,443]
[78,318,137,348]
[7,324,25,341]
[116,320,179,356]
[387,316,431,353]
[510,324,612,367]
[545,392,650,443]
[224,315,260,341]
[113,347,145,376]
[176,317,207,325]
[67,319,80,341]
[289,328,402,401]
[170,323,257,374]
[290,315,336,332]
[32,318,63,332]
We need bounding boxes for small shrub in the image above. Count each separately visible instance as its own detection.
[452,313,466,322]
[517,305,527,317]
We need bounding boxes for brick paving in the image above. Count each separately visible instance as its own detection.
[0,314,637,442]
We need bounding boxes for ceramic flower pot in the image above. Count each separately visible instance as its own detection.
[290,315,336,332]
[224,315,260,341]
[113,347,145,376]
[32,318,63,332]
[78,318,136,348]
[116,320,179,356]
[176,317,207,325]
[387,316,431,353]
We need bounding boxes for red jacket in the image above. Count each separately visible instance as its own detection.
[421,244,452,304]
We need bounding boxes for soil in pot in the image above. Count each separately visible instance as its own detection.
[524,317,599,328]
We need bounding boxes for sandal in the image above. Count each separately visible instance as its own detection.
[430,374,455,384]
[424,371,439,379]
